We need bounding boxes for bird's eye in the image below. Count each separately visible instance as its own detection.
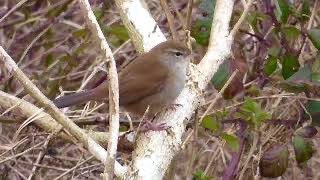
[175,51,183,57]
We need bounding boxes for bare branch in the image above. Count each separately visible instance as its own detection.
[230,0,255,37]
[0,0,28,23]
[77,0,120,178]
[298,0,319,66]
[0,47,127,177]
[186,0,194,30]
[160,0,178,40]
[125,0,235,178]
[114,0,166,52]
[0,90,117,148]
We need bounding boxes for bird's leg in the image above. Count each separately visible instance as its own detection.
[138,104,182,132]
[138,111,171,132]
[139,121,169,132]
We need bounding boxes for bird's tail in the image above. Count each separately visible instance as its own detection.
[53,90,97,108]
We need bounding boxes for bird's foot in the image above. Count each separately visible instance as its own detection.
[139,121,170,132]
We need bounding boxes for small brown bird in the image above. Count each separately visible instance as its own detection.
[54,40,191,118]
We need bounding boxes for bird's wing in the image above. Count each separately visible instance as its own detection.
[117,55,169,105]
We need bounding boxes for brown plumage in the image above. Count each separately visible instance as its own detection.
[54,40,191,117]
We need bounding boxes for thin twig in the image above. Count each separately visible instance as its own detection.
[160,0,178,40]
[200,70,239,123]
[230,0,255,37]
[171,0,187,29]
[7,164,28,180]
[238,132,259,180]
[0,137,29,158]
[17,24,52,65]
[77,0,120,179]
[298,0,319,66]
[0,47,126,177]
[0,0,29,23]
[54,156,94,180]
[186,0,193,31]
[0,141,44,164]
[0,91,112,147]
[12,107,44,142]
[182,70,239,151]
[223,122,247,180]
[18,160,69,172]
[27,131,60,180]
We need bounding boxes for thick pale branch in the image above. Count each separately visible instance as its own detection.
[0,90,113,147]
[122,0,235,179]
[114,0,166,52]
[198,0,234,85]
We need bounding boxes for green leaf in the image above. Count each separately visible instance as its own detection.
[201,115,220,132]
[93,9,104,21]
[281,26,300,41]
[268,45,281,57]
[280,64,320,93]
[293,135,315,164]
[73,29,88,39]
[191,19,212,46]
[235,98,271,127]
[101,25,129,47]
[264,56,278,76]
[246,84,261,97]
[280,65,314,93]
[198,0,216,17]
[105,25,130,44]
[74,42,90,56]
[43,29,54,49]
[119,125,129,132]
[286,64,312,83]
[281,54,300,79]
[222,133,239,152]
[306,100,320,126]
[191,0,216,46]
[47,0,71,17]
[301,0,311,21]
[211,60,231,90]
[276,0,290,23]
[307,29,320,50]
[45,54,54,67]
[307,100,320,115]
[312,55,320,73]
[216,110,229,118]
[312,73,320,85]
[246,11,268,34]
[193,169,212,180]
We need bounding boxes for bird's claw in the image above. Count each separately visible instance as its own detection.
[139,121,170,132]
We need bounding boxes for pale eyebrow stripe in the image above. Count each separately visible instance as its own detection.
[166,48,184,53]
